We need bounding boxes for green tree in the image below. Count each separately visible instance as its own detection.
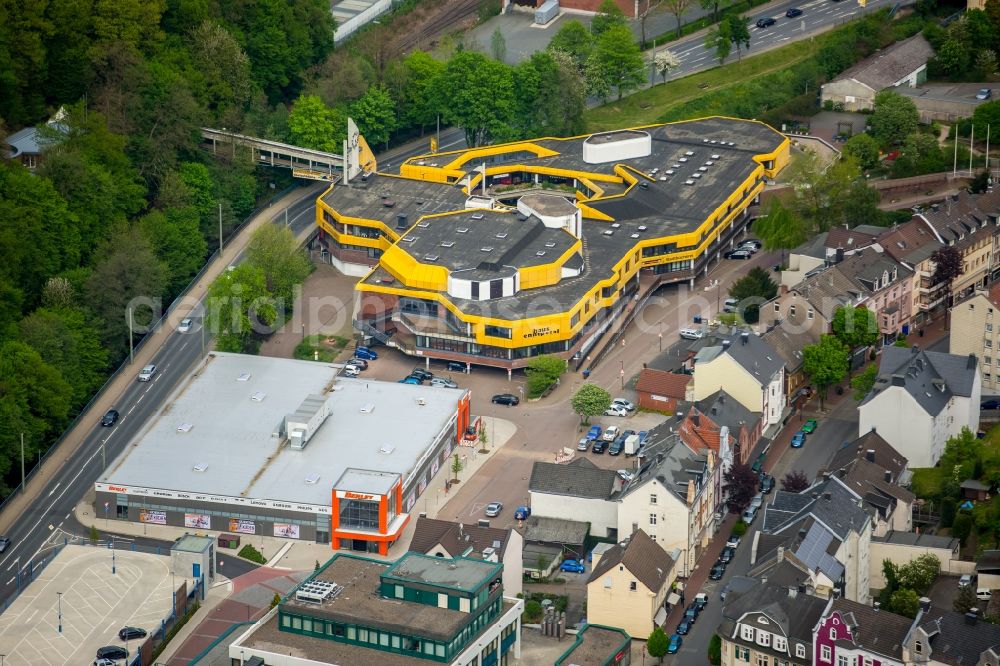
[244,224,313,307]
[206,263,276,353]
[647,626,670,663]
[955,581,978,613]
[893,132,947,177]
[571,383,612,424]
[941,496,957,527]
[434,51,516,147]
[525,355,567,398]
[843,133,880,170]
[725,15,751,63]
[753,199,807,265]
[802,335,849,409]
[490,27,507,62]
[785,151,871,233]
[898,554,939,595]
[351,84,397,149]
[591,24,645,100]
[548,20,593,73]
[19,307,109,407]
[707,633,722,666]
[653,50,680,83]
[700,0,730,22]
[288,94,346,153]
[90,524,100,543]
[522,50,586,138]
[592,0,628,36]
[140,208,208,295]
[705,19,733,64]
[952,511,974,546]
[888,588,921,618]
[451,453,463,481]
[832,306,879,352]
[870,91,919,146]
[188,20,256,126]
[665,0,691,38]
[851,364,879,401]
[398,51,445,133]
[728,266,778,324]
[724,463,759,513]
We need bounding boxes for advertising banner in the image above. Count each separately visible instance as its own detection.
[273,523,300,539]
[229,518,256,535]
[184,513,211,529]
[139,509,166,525]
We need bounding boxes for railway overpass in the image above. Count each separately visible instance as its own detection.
[200,127,354,182]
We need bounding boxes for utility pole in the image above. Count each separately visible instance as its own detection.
[57,592,62,633]
[20,434,24,490]
[219,202,224,254]
[127,306,134,365]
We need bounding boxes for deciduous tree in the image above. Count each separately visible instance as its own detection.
[548,20,593,73]
[653,50,680,83]
[592,0,628,36]
[932,245,963,329]
[434,51,516,147]
[728,267,778,324]
[647,626,669,663]
[525,355,567,398]
[351,84,397,149]
[591,24,645,100]
[571,384,612,424]
[781,470,810,493]
[843,133,880,170]
[207,263,276,353]
[723,463,759,513]
[832,305,879,352]
[851,364,879,401]
[870,91,919,146]
[19,307,109,407]
[802,335,849,409]
[665,0,691,38]
[288,94,346,153]
[753,199,807,265]
[245,224,313,308]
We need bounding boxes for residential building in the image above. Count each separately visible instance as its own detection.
[977,550,1000,590]
[333,118,789,370]
[2,107,67,170]
[915,190,1000,301]
[870,532,960,588]
[840,248,914,346]
[616,428,720,577]
[950,284,1000,395]
[761,324,818,407]
[677,389,762,468]
[230,551,523,666]
[825,430,914,535]
[690,329,785,430]
[519,515,590,577]
[758,476,873,603]
[528,458,621,538]
[901,602,1000,665]
[409,517,524,597]
[554,624,632,666]
[586,529,677,639]
[878,219,945,327]
[813,597,914,666]
[820,34,935,111]
[718,582,829,666]
[858,346,981,467]
[760,264,860,343]
[634,368,692,412]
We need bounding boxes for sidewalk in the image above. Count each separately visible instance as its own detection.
[0,183,324,538]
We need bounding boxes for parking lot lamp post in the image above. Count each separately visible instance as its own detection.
[171,570,176,616]
[57,592,62,633]
[112,536,116,575]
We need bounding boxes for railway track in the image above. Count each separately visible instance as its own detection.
[389,0,485,57]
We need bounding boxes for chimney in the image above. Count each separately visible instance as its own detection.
[823,492,832,501]
[836,247,844,263]
[969,353,978,369]
[741,332,750,346]
[798,583,807,594]
[396,213,408,229]
[919,597,932,613]
[686,479,696,506]
[865,449,875,463]
[884,470,892,483]
[788,586,798,598]
[723,340,732,350]
[777,546,784,562]
[838,468,847,478]
[711,407,717,415]
[874,601,881,611]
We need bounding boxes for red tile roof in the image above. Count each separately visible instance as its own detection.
[635,369,691,398]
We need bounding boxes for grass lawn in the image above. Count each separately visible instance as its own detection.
[294,334,349,362]
[584,39,819,132]
[910,424,1000,500]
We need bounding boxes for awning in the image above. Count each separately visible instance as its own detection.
[666,592,680,606]
[654,606,667,626]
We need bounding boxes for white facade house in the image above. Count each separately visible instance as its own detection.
[858,347,981,468]
[528,458,621,539]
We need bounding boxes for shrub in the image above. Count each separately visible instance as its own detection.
[238,544,267,564]
[732,520,748,537]
[522,600,543,623]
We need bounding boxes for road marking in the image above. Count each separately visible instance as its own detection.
[4,577,11,585]
[47,483,60,497]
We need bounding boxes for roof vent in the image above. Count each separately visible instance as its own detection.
[630,233,640,238]
[711,154,721,159]
[193,463,208,472]
[545,242,556,248]
[611,223,621,229]
[685,180,695,185]
[251,391,266,402]
[638,225,648,231]
[496,232,508,239]
[417,221,430,228]
[684,151,695,156]
[425,254,439,262]
[237,372,252,382]
[305,473,321,484]
[705,161,714,166]
[380,444,395,454]
[177,423,193,433]
[457,227,469,234]
[659,176,668,181]
[441,241,455,248]
[402,237,416,243]
[471,213,485,220]
[679,157,689,163]
[536,251,546,257]
[480,246,493,252]
[360,403,375,413]
[698,166,708,172]
[692,173,702,179]
[604,229,614,236]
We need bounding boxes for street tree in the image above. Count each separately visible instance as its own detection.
[288,94,346,153]
[206,263,276,353]
[931,245,963,329]
[451,453,464,481]
[870,91,919,146]
[723,463,759,513]
[584,53,612,103]
[592,24,646,100]
[665,0,691,38]
[548,20,593,73]
[525,355,567,398]
[700,0,730,22]
[351,84,397,149]
[781,470,810,493]
[832,305,879,353]
[802,335,849,409]
[647,626,669,663]
[851,364,879,401]
[726,15,751,63]
[434,51,516,147]
[728,266,778,324]
[843,133,880,170]
[638,0,666,49]
[592,0,628,36]
[752,199,807,266]
[708,634,722,666]
[245,224,314,308]
[705,19,732,63]
[571,383,613,424]
[653,50,680,83]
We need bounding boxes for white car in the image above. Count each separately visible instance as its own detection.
[138,364,157,382]
[602,426,620,442]
[343,364,361,378]
[611,398,636,412]
[978,588,992,601]
[726,534,741,549]
[177,318,193,333]
[679,327,704,340]
[604,405,629,417]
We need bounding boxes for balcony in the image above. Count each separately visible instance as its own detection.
[396,311,474,340]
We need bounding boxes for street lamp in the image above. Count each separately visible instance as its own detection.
[111,536,116,575]
[658,331,663,352]
[57,592,62,633]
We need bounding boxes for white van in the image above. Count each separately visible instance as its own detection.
[679,327,704,340]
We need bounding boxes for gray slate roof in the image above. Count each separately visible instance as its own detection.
[760,324,816,373]
[831,34,934,90]
[829,598,914,660]
[696,329,784,383]
[621,424,709,504]
[918,606,1000,666]
[719,583,829,660]
[861,346,978,416]
[587,529,674,593]
[875,530,957,551]
[521,516,590,545]
[695,389,761,431]
[529,457,618,499]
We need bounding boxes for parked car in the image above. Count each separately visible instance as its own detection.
[578,437,590,451]
[137,364,157,382]
[411,368,434,382]
[586,425,603,441]
[94,659,117,666]
[592,440,608,454]
[718,546,736,564]
[608,440,624,456]
[759,474,775,494]
[485,502,503,517]
[667,634,682,654]
[785,6,803,16]
[982,399,1000,410]
[726,534,741,549]
[604,405,630,417]
[343,365,361,378]
[446,361,466,372]
[616,469,634,482]
[354,346,378,360]
[756,16,776,27]
[101,409,120,427]
[430,377,458,389]
[676,619,692,635]
[119,626,147,640]
[398,376,421,385]
[96,647,128,660]
[602,426,620,442]
[684,603,701,622]
[611,398,636,412]
[177,318,193,333]
[978,588,993,601]
[742,505,759,524]
[791,431,806,448]
[0,537,11,553]
[801,418,818,434]
[709,562,727,580]
[725,249,753,260]
[679,327,704,340]
[693,592,709,609]
[491,394,519,406]
[751,452,767,474]
[560,558,586,573]
[977,88,993,100]
[350,358,369,370]
[960,574,975,588]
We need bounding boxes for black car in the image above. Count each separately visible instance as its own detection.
[709,563,726,580]
[492,393,519,406]
[118,626,147,640]
[983,399,1000,410]
[759,474,775,493]
[592,440,608,454]
[608,440,624,455]
[446,361,466,372]
[725,249,752,260]
[97,646,128,660]
[411,368,434,382]
[0,537,11,553]
[684,602,701,621]
[718,546,736,564]
[101,409,119,427]
[756,16,776,28]
[676,619,692,635]
[785,7,802,17]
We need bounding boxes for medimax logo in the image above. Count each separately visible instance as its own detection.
[344,492,375,500]
[108,485,128,493]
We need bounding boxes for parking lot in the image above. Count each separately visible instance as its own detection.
[0,544,175,665]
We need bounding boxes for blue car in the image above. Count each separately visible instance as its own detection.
[398,376,420,385]
[586,425,602,441]
[355,346,378,360]
[791,431,806,448]
[560,558,586,573]
[667,634,682,654]
[676,620,691,635]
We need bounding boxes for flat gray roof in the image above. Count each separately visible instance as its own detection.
[335,468,400,495]
[102,352,464,507]
[173,535,214,553]
[385,552,501,592]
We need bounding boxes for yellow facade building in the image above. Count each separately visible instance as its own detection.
[316,118,789,369]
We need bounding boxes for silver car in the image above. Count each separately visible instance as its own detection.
[485,502,503,517]
[138,364,157,381]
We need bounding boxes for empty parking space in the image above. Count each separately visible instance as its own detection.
[0,544,174,665]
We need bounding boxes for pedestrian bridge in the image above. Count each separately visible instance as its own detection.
[200,128,344,181]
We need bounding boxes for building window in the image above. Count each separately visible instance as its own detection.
[988,323,994,332]
[838,656,849,666]
[742,625,755,641]
[796,644,806,658]
[756,629,771,646]
[986,373,992,383]
[630,581,637,591]
[774,303,780,313]
[807,308,814,320]
[773,636,786,652]
[650,494,657,505]
[790,305,796,317]
[339,498,380,531]
[649,513,657,526]
[986,356,992,366]
[821,645,831,661]
[756,655,769,666]
[987,339,993,349]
